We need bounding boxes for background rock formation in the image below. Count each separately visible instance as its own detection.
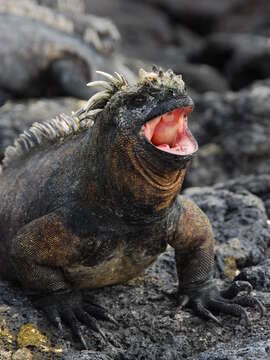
[0,0,269,359]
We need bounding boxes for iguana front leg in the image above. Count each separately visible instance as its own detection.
[168,196,265,324]
[9,211,114,348]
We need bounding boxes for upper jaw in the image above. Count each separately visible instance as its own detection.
[140,106,198,158]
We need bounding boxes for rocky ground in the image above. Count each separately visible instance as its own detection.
[0,0,270,359]
[0,184,270,359]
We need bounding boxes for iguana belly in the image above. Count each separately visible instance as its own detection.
[65,246,158,289]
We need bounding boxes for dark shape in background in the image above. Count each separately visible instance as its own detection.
[0,0,134,101]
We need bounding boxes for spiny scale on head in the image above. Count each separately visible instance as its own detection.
[138,66,185,93]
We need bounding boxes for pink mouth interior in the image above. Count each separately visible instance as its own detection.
[142,107,197,155]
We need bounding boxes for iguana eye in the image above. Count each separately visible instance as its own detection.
[130,94,147,107]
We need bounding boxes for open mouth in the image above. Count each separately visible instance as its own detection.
[142,107,197,156]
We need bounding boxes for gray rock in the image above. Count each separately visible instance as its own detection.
[0,0,134,100]
[186,80,270,187]
[216,0,270,37]
[121,343,181,360]
[190,33,270,90]
[63,352,113,360]
[166,61,229,94]
[236,259,270,291]
[186,144,227,187]
[194,340,270,360]
[142,0,243,35]
[184,187,270,278]
[215,174,270,218]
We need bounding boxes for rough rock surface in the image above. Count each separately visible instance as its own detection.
[216,0,270,37]
[186,80,270,187]
[0,187,269,359]
[184,187,270,279]
[143,0,270,39]
[194,338,270,360]
[236,259,270,292]
[189,33,270,90]
[37,0,270,94]
[162,61,228,94]
[215,174,270,218]
[143,0,244,35]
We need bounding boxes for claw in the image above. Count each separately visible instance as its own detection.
[55,315,64,333]
[209,300,250,326]
[60,308,88,349]
[75,308,107,341]
[43,307,63,333]
[35,292,112,346]
[84,303,118,326]
[193,301,222,326]
[177,294,189,308]
[221,281,253,299]
[76,328,88,350]
[233,295,266,318]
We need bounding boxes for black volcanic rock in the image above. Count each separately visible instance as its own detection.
[166,61,229,94]
[184,187,270,278]
[186,80,270,187]
[190,33,270,90]
[236,259,270,292]
[215,174,270,218]
[194,339,270,360]
[141,0,243,35]
[216,0,270,37]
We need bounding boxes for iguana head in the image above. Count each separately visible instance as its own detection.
[86,66,197,164]
[84,66,198,216]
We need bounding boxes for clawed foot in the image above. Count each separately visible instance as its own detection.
[178,281,265,326]
[33,292,117,349]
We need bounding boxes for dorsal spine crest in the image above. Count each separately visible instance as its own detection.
[0,71,128,172]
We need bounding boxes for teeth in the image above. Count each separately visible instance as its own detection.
[158,144,170,150]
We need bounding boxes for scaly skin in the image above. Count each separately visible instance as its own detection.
[0,67,264,348]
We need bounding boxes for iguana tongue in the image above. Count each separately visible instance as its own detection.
[151,109,185,147]
[143,107,196,155]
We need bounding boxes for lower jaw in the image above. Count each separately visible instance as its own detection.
[140,138,197,171]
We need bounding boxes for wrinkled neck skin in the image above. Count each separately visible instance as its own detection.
[83,124,188,225]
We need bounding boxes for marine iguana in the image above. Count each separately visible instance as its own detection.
[0,0,134,100]
[0,67,264,348]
